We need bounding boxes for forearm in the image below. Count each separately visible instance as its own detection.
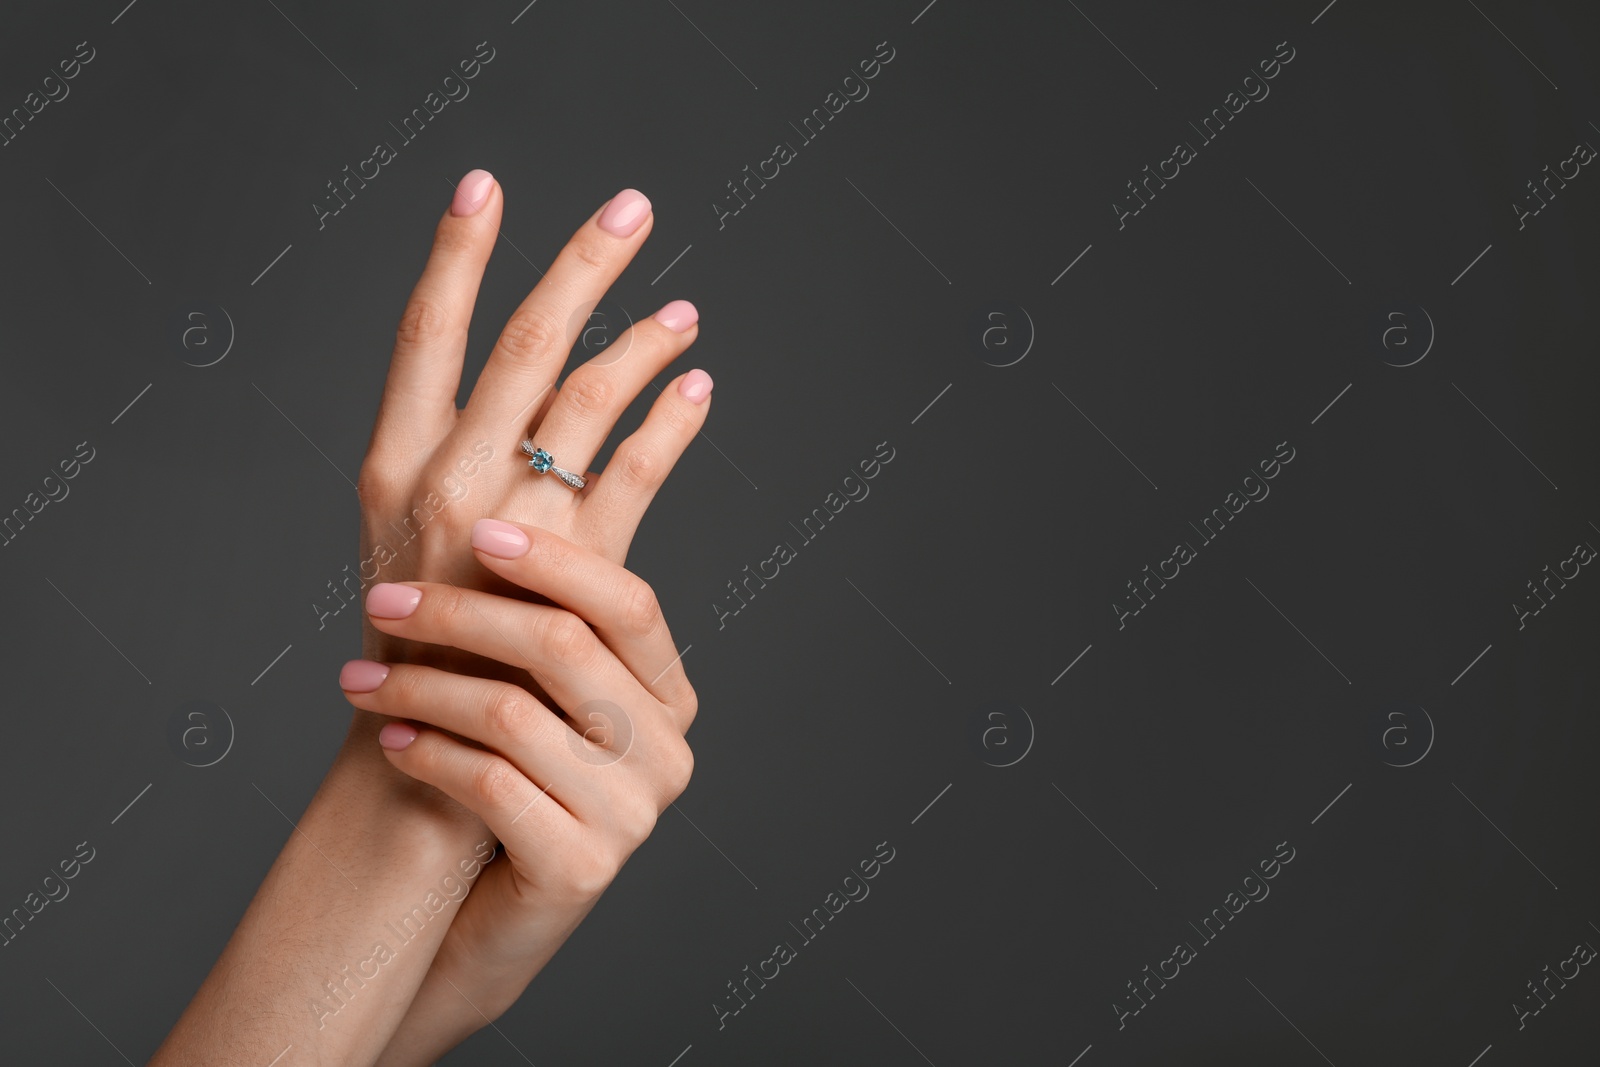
[374,893,596,1067]
[150,715,492,1067]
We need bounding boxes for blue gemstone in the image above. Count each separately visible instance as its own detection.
[530,448,553,472]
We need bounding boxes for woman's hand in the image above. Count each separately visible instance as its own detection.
[148,175,714,1067]
[342,519,698,1062]
[349,170,712,816]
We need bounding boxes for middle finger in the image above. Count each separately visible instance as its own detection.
[460,188,654,446]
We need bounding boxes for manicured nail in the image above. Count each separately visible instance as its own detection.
[367,583,422,619]
[451,169,494,217]
[472,518,530,559]
[598,188,651,237]
[379,723,419,751]
[653,299,699,333]
[679,368,713,404]
[340,660,390,692]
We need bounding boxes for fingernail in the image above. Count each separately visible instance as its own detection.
[679,368,713,404]
[367,583,422,619]
[451,169,495,217]
[379,722,419,751]
[340,660,390,692]
[653,299,699,333]
[598,188,651,237]
[472,518,530,559]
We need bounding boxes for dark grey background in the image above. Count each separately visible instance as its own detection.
[2,0,1598,1063]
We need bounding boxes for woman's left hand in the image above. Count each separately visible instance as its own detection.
[341,517,697,1062]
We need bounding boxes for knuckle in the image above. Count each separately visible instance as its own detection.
[674,683,700,727]
[395,296,451,348]
[661,741,694,799]
[471,756,522,810]
[429,587,476,631]
[497,309,565,363]
[540,610,592,667]
[658,395,698,434]
[559,370,614,416]
[565,234,612,275]
[615,445,660,490]
[620,579,662,637]
[485,686,539,746]
[561,840,621,899]
[620,792,660,844]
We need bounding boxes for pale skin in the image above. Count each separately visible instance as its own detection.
[149,172,709,1067]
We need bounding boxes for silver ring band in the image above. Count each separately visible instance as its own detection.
[521,440,587,490]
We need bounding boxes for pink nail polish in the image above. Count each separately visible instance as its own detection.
[451,169,494,217]
[367,583,422,619]
[379,723,419,751]
[597,188,651,237]
[340,660,390,692]
[679,368,713,404]
[472,518,530,559]
[653,300,699,333]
